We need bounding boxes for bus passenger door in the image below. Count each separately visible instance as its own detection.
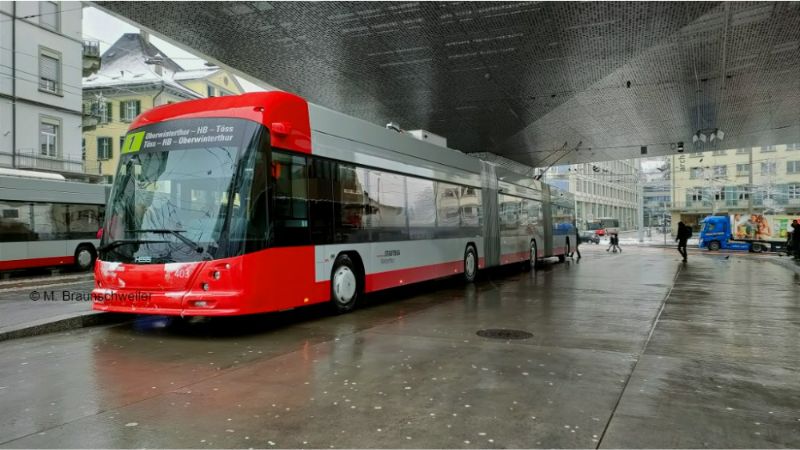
[541,186,554,256]
[480,163,499,267]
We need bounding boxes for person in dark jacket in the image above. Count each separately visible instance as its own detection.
[607,232,621,253]
[676,221,691,261]
[791,219,800,260]
[571,223,581,259]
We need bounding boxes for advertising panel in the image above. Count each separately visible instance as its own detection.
[731,214,800,240]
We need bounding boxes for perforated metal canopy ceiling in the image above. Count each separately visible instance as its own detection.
[96,1,800,166]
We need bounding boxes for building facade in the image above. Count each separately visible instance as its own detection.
[670,144,800,232]
[642,157,671,227]
[0,1,88,179]
[546,160,640,230]
[82,33,244,182]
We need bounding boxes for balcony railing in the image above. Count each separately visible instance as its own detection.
[15,149,84,174]
[0,150,104,176]
[82,40,100,58]
[82,40,101,77]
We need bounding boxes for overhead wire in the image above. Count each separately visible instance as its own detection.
[0,4,85,24]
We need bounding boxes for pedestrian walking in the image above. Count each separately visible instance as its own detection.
[676,221,691,261]
[607,232,621,253]
[791,219,800,260]
[571,223,581,259]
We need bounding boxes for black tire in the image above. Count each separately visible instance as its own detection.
[527,240,539,271]
[463,246,478,282]
[74,244,96,271]
[751,243,765,253]
[330,254,360,313]
[558,239,567,263]
[708,240,721,251]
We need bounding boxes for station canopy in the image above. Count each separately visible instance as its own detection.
[96,1,800,166]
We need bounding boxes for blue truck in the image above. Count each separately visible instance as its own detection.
[698,214,793,253]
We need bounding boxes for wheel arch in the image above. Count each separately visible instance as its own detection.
[74,241,97,253]
[335,250,366,290]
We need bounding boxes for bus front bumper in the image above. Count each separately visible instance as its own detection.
[92,288,246,316]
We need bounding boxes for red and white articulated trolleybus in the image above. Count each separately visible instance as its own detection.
[93,92,574,316]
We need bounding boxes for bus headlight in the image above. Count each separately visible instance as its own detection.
[201,282,210,291]
[212,271,221,280]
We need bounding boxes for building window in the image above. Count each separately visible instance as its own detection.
[120,100,140,122]
[81,138,86,160]
[761,161,777,175]
[736,164,750,176]
[39,1,60,32]
[714,190,725,201]
[738,188,750,201]
[99,102,112,123]
[789,184,800,200]
[761,145,776,153]
[207,85,215,97]
[38,47,61,94]
[713,165,727,177]
[690,167,703,179]
[712,150,727,156]
[736,148,749,155]
[787,160,800,174]
[690,189,703,202]
[787,143,799,151]
[39,119,59,157]
[97,137,112,160]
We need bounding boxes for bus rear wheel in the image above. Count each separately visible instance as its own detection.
[463,246,477,282]
[330,254,360,313]
[74,244,96,271]
[527,241,538,271]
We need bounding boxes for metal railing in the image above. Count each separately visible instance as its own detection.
[0,150,104,176]
[82,40,100,58]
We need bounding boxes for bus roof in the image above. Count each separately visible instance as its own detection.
[130,91,312,154]
[129,91,570,201]
[0,168,66,181]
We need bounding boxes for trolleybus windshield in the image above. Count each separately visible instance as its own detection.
[101,118,268,264]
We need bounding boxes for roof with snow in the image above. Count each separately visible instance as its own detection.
[172,67,220,81]
[82,33,200,98]
[101,33,183,75]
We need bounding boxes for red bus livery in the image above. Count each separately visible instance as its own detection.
[93,92,575,316]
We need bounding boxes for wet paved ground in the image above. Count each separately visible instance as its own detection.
[0,246,798,448]
[0,275,95,337]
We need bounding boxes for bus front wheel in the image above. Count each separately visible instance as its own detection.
[708,240,721,251]
[331,254,360,313]
[74,244,96,271]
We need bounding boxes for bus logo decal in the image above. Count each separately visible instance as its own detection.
[122,131,146,154]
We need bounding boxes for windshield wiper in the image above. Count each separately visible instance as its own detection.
[99,239,169,252]
[128,229,205,254]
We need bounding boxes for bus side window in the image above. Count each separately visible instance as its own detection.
[308,157,334,245]
[334,164,367,243]
[271,151,310,246]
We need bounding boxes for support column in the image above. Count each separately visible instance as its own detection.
[637,158,644,243]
